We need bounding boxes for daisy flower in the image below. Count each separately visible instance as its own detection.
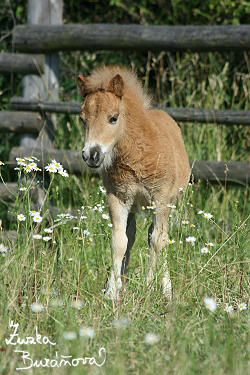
[43,236,52,242]
[17,214,26,221]
[145,333,160,345]
[102,213,109,220]
[73,227,80,230]
[23,165,32,173]
[99,186,106,193]
[33,234,42,240]
[182,220,190,225]
[30,210,38,216]
[30,302,44,313]
[0,161,5,165]
[79,326,95,338]
[71,300,83,309]
[200,247,209,254]
[19,187,27,191]
[59,169,69,177]
[206,242,214,247]
[197,210,204,215]
[28,162,37,170]
[63,331,77,340]
[44,228,53,233]
[108,223,113,227]
[186,236,196,245]
[83,230,90,236]
[45,164,57,173]
[167,203,176,208]
[0,244,8,253]
[225,304,233,313]
[238,302,247,311]
[203,297,217,312]
[16,157,26,165]
[33,214,43,223]
[204,212,213,220]
[51,159,63,170]
[168,239,175,244]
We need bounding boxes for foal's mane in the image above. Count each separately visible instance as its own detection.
[84,65,152,109]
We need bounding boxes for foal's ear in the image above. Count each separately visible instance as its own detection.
[108,74,124,98]
[78,76,88,97]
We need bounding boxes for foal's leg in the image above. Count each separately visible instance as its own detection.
[106,194,129,300]
[121,213,136,277]
[147,206,172,298]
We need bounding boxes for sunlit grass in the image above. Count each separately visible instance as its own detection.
[0,156,249,374]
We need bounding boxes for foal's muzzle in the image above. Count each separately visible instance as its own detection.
[82,145,105,168]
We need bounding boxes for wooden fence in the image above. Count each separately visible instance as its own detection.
[1,16,250,213]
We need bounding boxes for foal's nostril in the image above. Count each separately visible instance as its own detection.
[89,148,100,163]
[82,150,88,162]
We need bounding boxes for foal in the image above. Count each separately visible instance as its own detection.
[78,66,190,300]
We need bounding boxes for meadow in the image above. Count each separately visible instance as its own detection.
[0,51,249,375]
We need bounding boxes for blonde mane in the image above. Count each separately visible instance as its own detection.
[83,65,152,109]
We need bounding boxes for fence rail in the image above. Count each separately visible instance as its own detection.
[8,147,250,184]
[0,53,44,74]
[10,98,250,125]
[0,111,43,133]
[13,24,250,53]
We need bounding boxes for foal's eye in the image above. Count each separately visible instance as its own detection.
[109,114,119,124]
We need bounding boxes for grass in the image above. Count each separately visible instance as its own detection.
[0,158,249,375]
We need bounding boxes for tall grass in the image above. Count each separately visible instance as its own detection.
[0,51,249,374]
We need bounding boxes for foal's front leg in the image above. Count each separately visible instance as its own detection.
[106,194,129,300]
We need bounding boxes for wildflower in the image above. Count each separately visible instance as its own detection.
[83,230,90,236]
[17,214,26,221]
[179,187,184,192]
[190,224,196,228]
[238,302,247,311]
[204,212,213,220]
[99,186,106,193]
[141,206,146,210]
[186,236,196,245]
[71,300,83,309]
[182,220,189,225]
[197,210,204,214]
[43,236,52,242]
[0,161,5,165]
[206,242,214,247]
[30,210,38,216]
[14,167,20,171]
[80,215,88,220]
[200,247,209,254]
[0,244,8,253]
[30,302,44,312]
[203,297,217,312]
[28,162,37,170]
[33,214,43,223]
[108,223,113,227]
[51,159,63,170]
[33,234,42,240]
[168,239,175,244]
[59,169,69,177]
[102,214,109,220]
[23,165,32,173]
[44,228,53,233]
[167,203,176,208]
[145,333,160,345]
[16,157,26,165]
[73,227,80,230]
[45,164,57,173]
[63,331,77,340]
[19,187,27,191]
[112,317,130,329]
[225,304,233,313]
[79,326,95,338]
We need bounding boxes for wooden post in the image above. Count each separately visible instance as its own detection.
[20,0,63,149]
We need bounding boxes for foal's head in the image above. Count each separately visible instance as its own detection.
[78,74,125,170]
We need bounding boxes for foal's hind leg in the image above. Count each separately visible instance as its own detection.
[121,213,136,277]
[147,205,172,298]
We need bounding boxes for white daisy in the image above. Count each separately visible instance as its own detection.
[30,302,44,313]
[145,333,160,345]
[17,214,26,221]
[204,297,217,312]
